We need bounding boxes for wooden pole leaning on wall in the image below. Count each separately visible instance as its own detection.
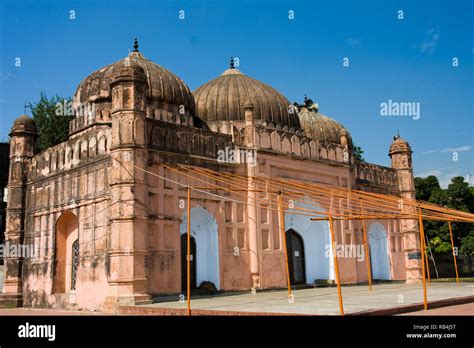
[328,215,344,316]
[187,186,191,316]
[424,232,431,286]
[417,213,431,286]
[358,199,372,292]
[278,192,292,300]
[417,207,428,311]
[448,221,460,285]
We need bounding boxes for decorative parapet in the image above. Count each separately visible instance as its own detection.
[247,124,351,165]
[354,161,398,188]
[28,128,111,181]
[147,119,234,160]
[69,100,195,136]
[68,102,112,135]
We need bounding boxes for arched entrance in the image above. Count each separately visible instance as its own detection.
[285,198,333,284]
[181,234,197,291]
[368,222,391,280]
[53,211,79,293]
[286,229,306,284]
[180,206,220,290]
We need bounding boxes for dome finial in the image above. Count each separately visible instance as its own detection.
[133,38,139,52]
[230,56,235,69]
[394,129,400,140]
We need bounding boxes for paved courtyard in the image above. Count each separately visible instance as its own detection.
[143,282,474,315]
[0,282,472,316]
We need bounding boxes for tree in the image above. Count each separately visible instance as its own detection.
[414,175,440,201]
[460,231,474,256]
[428,188,448,207]
[415,175,474,255]
[352,143,365,162]
[429,235,453,253]
[446,176,472,212]
[27,92,73,152]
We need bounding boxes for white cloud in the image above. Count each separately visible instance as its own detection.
[0,72,15,81]
[421,145,472,155]
[415,170,442,178]
[346,38,361,47]
[415,165,471,188]
[418,26,440,55]
[439,173,463,189]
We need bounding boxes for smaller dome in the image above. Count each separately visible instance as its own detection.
[14,114,34,126]
[11,115,37,135]
[298,107,351,146]
[389,135,412,154]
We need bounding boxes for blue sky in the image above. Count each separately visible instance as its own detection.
[0,0,472,187]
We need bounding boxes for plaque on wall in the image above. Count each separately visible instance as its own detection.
[408,252,421,260]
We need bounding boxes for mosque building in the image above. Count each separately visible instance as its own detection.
[1,40,421,312]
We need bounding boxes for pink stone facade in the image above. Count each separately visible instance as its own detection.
[2,48,422,312]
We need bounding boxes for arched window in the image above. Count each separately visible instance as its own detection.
[71,239,79,291]
[53,211,79,293]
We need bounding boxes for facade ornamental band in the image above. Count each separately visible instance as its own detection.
[2,41,422,312]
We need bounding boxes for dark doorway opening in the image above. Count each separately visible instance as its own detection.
[181,234,197,292]
[286,229,306,285]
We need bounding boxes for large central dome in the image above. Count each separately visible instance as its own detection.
[193,60,301,132]
[74,48,195,113]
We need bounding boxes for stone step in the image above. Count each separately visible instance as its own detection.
[0,293,23,308]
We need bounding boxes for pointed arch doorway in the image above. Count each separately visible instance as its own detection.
[181,234,197,291]
[368,222,391,280]
[180,206,220,290]
[286,229,306,285]
[284,198,334,284]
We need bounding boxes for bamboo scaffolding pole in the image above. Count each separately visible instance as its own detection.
[359,199,372,292]
[199,162,474,221]
[448,221,460,285]
[214,169,367,217]
[424,232,431,286]
[191,163,462,220]
[187,186,191,316]
[191,166,336,217]
[196,166,411,219]
[417,206,431,286]
[194,187,278,193]
[213,170,448,222]
[275,176,474,222]
[166,164,336,219]
[329,214,344,316]
[278,192,292,300]
[418,208,428,310]
[216,172,355,220]
[274,177,404,215]
[187,164,474,223]
[271,176,467,222]
[223,168,404,218]
[164,162,474,223]
[180,165,470,290]
[110,158,474,315]
[294,182,459,220]
[118,158,473,237]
